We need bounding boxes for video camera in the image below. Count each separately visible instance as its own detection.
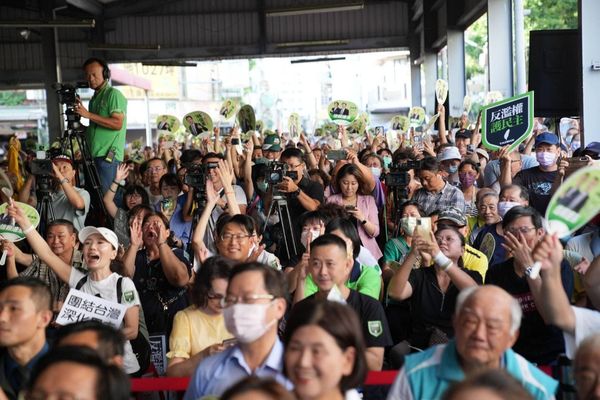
[384,160,421,188]
[30,148,63,177]
[53,82,89,129]
[183,163,216,189]
[266,162,298,185]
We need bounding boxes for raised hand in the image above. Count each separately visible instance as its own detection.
[115,163,130,183]
[501,231,534,271]
[129,217,143,248]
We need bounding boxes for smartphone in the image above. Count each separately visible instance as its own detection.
[222,338,237,347]
[375,126,385,135]
[327,150,347,161]
[164,141,174,148]
[344,205,357,211]
[231,138,240,145]
[564,156,590,178]
[467,144,475,154]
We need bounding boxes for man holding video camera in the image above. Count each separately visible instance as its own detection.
[74,57,127,194]
[275,148,324,219]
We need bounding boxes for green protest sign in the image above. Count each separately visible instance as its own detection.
[183,111,213,137]
[237,105,256,134]
[409,107,425,128]
[288,113,300,139]
[390,115,409,132]
[545,166,600,238]
[0,201,40,242]
[527,165,600,279]
[436,79,448,105]
[348,112,369,136]
[256,120,264,134]
[481,91,534,152]
[219,99,239,120]
[155,115,180,133]
[327,100,358,125]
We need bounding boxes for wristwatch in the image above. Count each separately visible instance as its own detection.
[524,265,539,280]
[290,188,301,199]
[59,178,69,184]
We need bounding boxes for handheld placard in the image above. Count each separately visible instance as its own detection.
[529,166,600,278]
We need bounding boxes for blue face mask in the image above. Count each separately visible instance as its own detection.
[257,181,268,193]
[447,165,458,174]
[383,156,393,168]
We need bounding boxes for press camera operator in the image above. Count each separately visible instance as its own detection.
[74,57,127,194]
[18,154,90,232]
[269,148,323,218]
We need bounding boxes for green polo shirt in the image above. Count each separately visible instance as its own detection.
[87,83,127,161]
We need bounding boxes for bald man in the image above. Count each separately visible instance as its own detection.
[387,285,558,400]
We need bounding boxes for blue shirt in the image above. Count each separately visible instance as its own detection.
[183,339,291,400]
[387,340,558,400]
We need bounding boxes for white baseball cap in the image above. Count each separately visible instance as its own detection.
[437,146,461,162]
[78,227,119,250]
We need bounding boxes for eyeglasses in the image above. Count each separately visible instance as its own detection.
[219,233,253,242]
[285,163,303,170]
[506,226,537,236]
[220,294,275,308]
[148,166,164,172]
[207,291,226,301]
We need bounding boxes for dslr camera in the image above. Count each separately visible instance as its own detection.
[266,162,298,185]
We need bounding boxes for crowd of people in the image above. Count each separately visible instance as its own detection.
[2,57,600,400]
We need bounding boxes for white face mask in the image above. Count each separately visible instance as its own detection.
[536,151,556,167]
[300,229,321,248]
[400,217,418,236]
[498,201,521,218]
[223,302,276,343]
[371,167,382,178]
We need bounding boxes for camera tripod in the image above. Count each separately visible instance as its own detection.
[35,177,55,239]
[263,190,298,262]
[60,126,111,227]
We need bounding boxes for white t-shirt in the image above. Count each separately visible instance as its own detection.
[563,306,600,359]
[69,269,141,374]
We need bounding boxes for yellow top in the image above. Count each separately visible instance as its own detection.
[463,244,489,282]
[166,306,232,360]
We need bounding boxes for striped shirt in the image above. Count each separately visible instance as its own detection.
[412,182,466,216]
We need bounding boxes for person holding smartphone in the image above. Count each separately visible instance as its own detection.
[326,163,382,261]
[167,256,234,377]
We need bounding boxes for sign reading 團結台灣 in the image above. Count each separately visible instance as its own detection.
[56,289,127,329]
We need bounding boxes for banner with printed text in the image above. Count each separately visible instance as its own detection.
[481,91,534,151]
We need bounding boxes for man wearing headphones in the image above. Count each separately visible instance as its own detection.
[75,57,127,194]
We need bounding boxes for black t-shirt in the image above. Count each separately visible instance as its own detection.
[287,176,324,221]
[513,166,557,215]
[407,266,483,349]
[485,258,572,364]
[133,248,191,336]
[298,290,393,348]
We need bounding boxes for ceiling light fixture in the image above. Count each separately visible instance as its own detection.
[266,2,364,17]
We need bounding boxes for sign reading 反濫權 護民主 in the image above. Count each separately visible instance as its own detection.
[481,91,534,151]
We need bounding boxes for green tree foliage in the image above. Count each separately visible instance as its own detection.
[524,0,578,31]
[0,91,26,106]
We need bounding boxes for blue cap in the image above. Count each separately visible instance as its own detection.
[535,132,559,147]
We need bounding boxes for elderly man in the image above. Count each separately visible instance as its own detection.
[573,334,600,400]
[386,285,558,400]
